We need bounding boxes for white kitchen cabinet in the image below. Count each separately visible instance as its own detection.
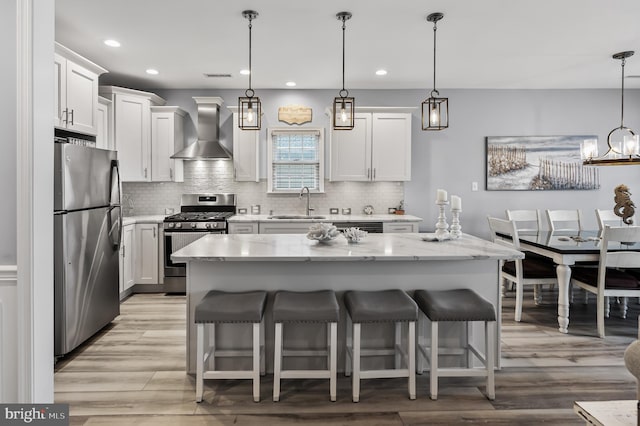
[231,112,260,181]
[259,222,312,234]
[383,222,418,233]
[330,112,411,181]
[119,224,135,297]
[135,223,160,285]
[54,43,107,136]
[151,106,186,182]
[96,96,114,151]
[99,86,166,182]
[228,222,259,234]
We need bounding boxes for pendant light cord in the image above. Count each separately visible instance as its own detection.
[248,16,253,96]
[620,57,626,128]
[341,16,347,96]
[432,20,438,95]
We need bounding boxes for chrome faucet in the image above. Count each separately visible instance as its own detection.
[299,186,314,216]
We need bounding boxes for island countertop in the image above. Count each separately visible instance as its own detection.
[171,232,523,262]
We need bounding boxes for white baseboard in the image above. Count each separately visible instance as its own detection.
[0,265,18,402]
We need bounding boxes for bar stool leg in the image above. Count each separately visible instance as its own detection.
[273,322,283,402]
[408,321,416,400]
[417,314,426,374]
[329,322,337,402]
[430,320,439,400]
[395,322,402,369]
[345,315,352,377]
[486,321,496,400]
[260,318,266,375]
[252,322,261,402]
[352,322,361,403]
[196,323,204,403]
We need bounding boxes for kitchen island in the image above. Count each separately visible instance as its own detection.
[172,232,523,374]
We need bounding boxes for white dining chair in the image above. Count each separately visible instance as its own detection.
[506,209,544,234]
[570,226,640,338]
[487,217,558,322]
[546,209,584,233]
[595,209,624,232]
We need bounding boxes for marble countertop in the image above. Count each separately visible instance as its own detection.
[122,215,165,226]
[171,232,523,262]
[228,214,422,223]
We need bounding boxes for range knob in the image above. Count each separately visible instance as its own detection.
[175,223,182,229]
[191,223,197,228]
[167,223,175,228]
[205,223,212,229]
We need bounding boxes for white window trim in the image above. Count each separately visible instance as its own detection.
[267,127,325,193]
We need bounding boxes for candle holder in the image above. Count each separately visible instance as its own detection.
[450,208,462,239]
[435,200,450,241]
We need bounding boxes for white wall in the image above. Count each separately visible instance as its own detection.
[146,87,640,236]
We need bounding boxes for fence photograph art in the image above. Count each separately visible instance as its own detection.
[486,135,600,191]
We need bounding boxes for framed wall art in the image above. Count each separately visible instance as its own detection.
[486,135,600,191]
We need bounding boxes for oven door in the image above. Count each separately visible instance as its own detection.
[164,231,222,277]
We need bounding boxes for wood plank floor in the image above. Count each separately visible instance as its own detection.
[54,288,639,425]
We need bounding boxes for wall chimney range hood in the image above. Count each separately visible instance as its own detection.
[171,97,232,160]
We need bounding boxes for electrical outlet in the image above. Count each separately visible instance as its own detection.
[472,182,479,191]
[330,208,339,215]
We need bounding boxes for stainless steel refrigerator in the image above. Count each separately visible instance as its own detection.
[54,142,122,356]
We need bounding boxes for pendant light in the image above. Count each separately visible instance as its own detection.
[333,12,354,130]
[238,10,261,130]
[582,51,640,165]
[422,12,448,131]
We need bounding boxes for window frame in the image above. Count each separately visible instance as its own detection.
[267,127,325,194]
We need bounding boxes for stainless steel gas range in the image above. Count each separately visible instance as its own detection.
[163,193,236,292]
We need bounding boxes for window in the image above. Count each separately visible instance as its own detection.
[268,128,324,193]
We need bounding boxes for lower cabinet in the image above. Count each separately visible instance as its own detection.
[119,224,135,297]
[228,222,259,234]
[135,223,160,285]
[259,223,312,234]
[383,222,419,233]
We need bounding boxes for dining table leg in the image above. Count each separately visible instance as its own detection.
[556,263,572,334]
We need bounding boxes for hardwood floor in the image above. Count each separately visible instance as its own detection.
[54,289,639,425]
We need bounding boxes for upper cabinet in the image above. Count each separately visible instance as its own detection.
[231,111,260,182]
[54,43,108,136]
[330,111,412,182]
[151,106,186,182]
[99,86,166,182]
[96,96,114,151]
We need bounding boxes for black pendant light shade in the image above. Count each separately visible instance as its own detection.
[239,10,261,130]
[422,12,448,131]
[333,12,355,130]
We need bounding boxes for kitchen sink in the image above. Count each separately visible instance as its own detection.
[267,215,327,220]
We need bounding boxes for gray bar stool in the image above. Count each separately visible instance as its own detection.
[272,290,340,402]
[414,289,496,400]
[344,289,418,402]
[194,290,267,403]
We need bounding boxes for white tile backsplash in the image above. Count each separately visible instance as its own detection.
[123,161,405,216]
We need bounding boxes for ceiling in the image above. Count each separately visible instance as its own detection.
[55,0,640,91]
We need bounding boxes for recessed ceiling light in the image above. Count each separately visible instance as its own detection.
[240,69,251,75]
[375,69,388,76]
[104,39,121,48]
[146,69,159,75]
[285,81,296,87]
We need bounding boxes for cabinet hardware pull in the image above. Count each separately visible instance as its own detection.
[63,108,68,125]
[373,168,376,180]
[122,245,125,257]
[367,168,371,179]
[169,168,173,179]
[69,109,74,126]
[144,168,148,178]
[234,168,236,179]
[153,227,156,238]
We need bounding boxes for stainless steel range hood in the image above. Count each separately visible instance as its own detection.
[171,97,232,160]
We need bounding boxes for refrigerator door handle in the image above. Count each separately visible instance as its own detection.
[109,159,123,250]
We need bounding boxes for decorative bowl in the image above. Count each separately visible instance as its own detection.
[342,227,368,243]
[307,223,341,243]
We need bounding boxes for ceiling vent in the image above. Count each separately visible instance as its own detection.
[203,73,232,78]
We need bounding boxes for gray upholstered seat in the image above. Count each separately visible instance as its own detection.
[414,289,495,322]
[344,289,418,323]
[273,290,340,323]
[195,290,267,324]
